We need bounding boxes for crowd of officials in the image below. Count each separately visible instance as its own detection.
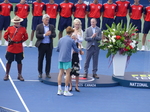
[1,0,150,96]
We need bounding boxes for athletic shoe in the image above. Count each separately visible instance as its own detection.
[29,41,33,47]
[137,48,140,51]
[4,41,8,46]
[23,42,27,47]
[63,91,73,96]
[141,46,145,51]
[57,90,63,95]
[145,46,149,51]
[0,41,2,46]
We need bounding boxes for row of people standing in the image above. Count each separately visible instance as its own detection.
[1,0,150,51]
[2,14,100,96]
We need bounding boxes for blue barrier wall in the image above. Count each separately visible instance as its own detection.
[0,0,149,6]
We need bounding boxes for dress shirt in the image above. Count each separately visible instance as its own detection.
[42,24,50,43]
[91,26,96,45]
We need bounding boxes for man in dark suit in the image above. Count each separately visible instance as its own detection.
[83,18,101,79]
[35,14,56,78]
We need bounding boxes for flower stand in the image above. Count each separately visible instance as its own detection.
[113,52,127,76]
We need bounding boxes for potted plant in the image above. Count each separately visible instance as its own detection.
[99,22,138,76]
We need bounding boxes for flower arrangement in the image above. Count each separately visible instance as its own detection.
[99,22,138,58]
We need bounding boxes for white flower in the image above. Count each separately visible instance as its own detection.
[110,39,115,43]
[112,36,116,39]
[111,32,115,35]
[110,36,116,43]
[132,40,136,44]
[108,45,113,48]
[130,42,136,48]
[102,38,107,42]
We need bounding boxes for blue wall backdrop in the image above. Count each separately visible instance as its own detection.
[0,0,149,6]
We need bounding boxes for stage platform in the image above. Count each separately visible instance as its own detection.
[113,72,150,89]
[39,73,119,87]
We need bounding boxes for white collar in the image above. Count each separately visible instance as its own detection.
[43,23,49,27]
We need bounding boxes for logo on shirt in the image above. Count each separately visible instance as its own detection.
[98,6,100,9]
[41,5,43,7]
[25,6,27,9]
[82,6,85,8]
[125,4,127,7]
[138,7,141,10]
[69,5,72,8]
[112,6,115,9]
[62,5,65,7]
[53,6,56,9]
[92,6,95,8]
[8,6,10,8]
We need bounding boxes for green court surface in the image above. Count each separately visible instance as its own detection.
[1,3,150,49]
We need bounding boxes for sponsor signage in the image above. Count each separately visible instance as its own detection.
[131,74,150,80]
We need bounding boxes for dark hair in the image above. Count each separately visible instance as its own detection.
[66,26,74,34]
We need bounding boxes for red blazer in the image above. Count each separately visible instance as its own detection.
[4,26,28,53]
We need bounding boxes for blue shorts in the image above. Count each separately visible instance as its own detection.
[130,19,141,33]
[58,62,72,70]
[143,21,150,34]
[32,16,42,30]
[74,17,85,31]
[115,16,127,27]
[102,17,114,31]
[49,18,56,27]
[88,17,100,28]
[20,18,28,28]
[0,15,10,30]
[58,16,72,32]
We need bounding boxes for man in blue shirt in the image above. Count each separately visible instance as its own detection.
[35,14,56,78]
[56,26,80,96]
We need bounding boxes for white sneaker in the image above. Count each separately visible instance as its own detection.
[63,91,73,96]
[4,41,8,46]
[145,46,149,51]
[0,41,2,46]
[28,41,33,47]
[137,48,140,51]
[141,46,145,51]
[57,90,63,95]
[23,42,27,47]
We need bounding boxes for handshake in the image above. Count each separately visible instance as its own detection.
[79,50,84,55]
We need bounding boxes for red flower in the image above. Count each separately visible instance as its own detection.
[131,33,135,36]
[129,45,133,49]
[116,35,121,40]
[124,48,129,51]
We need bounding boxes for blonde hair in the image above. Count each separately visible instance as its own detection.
[73,19,83,37]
